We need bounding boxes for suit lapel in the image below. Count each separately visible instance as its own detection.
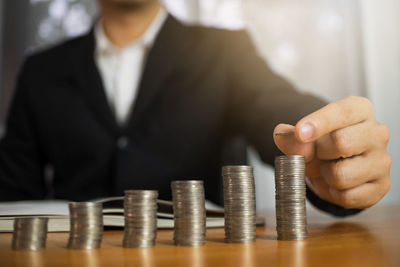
[71,16,190,136]
[73,31,120,137]
[127,16,190,131]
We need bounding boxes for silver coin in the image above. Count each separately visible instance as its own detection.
[275,156,307,241]
[67,202,103,250]
[222,165,256,243]
[123,190,158,248]
[171,180,206,246]
[12,217,48,251]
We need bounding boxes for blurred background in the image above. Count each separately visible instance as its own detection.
[0,0,399,212]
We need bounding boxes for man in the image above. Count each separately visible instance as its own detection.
[0,0,391,217]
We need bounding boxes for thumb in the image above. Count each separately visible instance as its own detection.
[273,123,315,162]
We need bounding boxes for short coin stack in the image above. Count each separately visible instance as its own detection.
[222,165,256,243]
[67,202,103,249]
[12,217,48,250]
[123,190,158,247]
[275,155,307,240]
[171,180,206,246]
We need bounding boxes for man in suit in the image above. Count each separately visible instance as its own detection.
[0,0,391,217]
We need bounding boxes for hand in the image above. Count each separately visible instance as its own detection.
[273,96,391,209]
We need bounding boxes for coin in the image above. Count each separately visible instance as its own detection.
[222,165,256,243]
[171,180,206,246]
[12,217,48,250]
[123,190,158,247]
[67,202,103,249]
[275,155,308,241]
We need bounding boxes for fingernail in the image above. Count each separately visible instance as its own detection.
[300,123,314,141]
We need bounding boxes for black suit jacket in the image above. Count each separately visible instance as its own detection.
[0,16,360,216]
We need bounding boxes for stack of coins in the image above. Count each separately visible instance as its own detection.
[275,155,307,240]
[123,190,158,247]
[222,165,256,243]
[67,202,103,249]
[12,217,48,250]
[171,180,206,246]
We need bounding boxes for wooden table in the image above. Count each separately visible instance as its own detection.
[1,204,399,267]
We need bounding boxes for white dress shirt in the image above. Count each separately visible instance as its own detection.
[94,8,168,125]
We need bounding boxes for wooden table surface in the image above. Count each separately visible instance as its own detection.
[1,204,399,267]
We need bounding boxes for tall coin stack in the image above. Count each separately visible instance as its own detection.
[171,180,206,246]
[12,217,48,250]
[67,202,103,249]
[222,165,256,243]
[275,155,307,240]
[123,190,158,247]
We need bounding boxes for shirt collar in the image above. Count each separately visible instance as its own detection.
[95,7,168,54]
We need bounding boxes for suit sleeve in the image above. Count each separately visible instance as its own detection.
[0,58,46,200]
[224,30,362,217]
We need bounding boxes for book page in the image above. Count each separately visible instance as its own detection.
[0,200,69,216]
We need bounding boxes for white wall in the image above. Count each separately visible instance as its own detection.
[360,0,400,205]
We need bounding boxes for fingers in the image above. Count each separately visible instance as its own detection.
[276,96,390,209]
[319,151,392,190]
[273,124,315,162]
[306,176,337,205]
[307,148,391,209]
[316,120,389,160]
[307,174,390,209]
[305,158,323,179]
[328,180,390,209]
[295,96,374,143]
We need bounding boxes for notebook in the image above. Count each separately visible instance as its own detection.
[0,196,226,232]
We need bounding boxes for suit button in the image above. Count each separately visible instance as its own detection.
[117,136,129,149]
